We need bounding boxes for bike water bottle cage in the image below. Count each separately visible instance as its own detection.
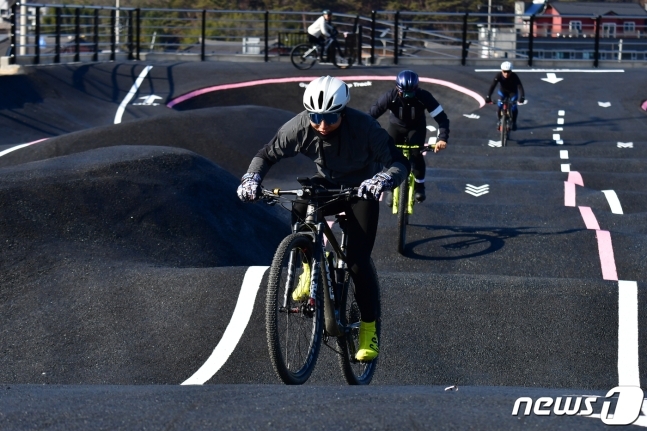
[309,112,340,125]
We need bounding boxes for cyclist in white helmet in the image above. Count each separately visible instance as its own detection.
[237,76,410,362]
[485,61,525,131]
[307,10,335,61]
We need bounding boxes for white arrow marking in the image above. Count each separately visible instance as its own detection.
[617,142,633,148]
[133,94,163,106]
[463,114,480,119]
[488,140,502,147]
[561,164,571,172]
[541,73,563,84]
[598,101,611,107]
[465,184,489,196]
[560,150,569,159]
[602,190,624,214]
[181,266,269,385]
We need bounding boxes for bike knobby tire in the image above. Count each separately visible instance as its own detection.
[336,258,381,385]
[266,233,323,384]
[396,179,408,254]
[290,43,317,70]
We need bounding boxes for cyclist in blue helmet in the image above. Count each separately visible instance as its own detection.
[485,61,525,131]
[370,69,449,204]
[307,10,335,61]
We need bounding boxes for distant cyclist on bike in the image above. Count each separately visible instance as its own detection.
[485,61,525,131]
[369,69,449,205]
[237,76,410,362]
[307,10,335,61]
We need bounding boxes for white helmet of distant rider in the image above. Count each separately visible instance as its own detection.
[302,76,350,114]
[501,61,513,72]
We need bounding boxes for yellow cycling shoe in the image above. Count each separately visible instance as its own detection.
[355,320,379,362]
[291,260,311,302]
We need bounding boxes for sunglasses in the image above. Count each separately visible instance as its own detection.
[308,112,340,125]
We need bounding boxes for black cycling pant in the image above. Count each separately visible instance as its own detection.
[292,191,380,323]
[387,122,426,182]
[308,34,326,58]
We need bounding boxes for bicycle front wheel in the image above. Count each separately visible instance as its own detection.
[332,45,354,69]
[290,44,317,70]
[396,178,409,254]
[266,233,323,384]
[337,259,381,385]
[500,114,508,147]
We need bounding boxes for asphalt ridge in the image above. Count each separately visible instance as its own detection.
[1,61,646,429]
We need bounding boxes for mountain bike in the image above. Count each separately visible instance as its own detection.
[262,177,380,385]
[391,142,435,255]
[498,95,515,147]
[290,31,355,70]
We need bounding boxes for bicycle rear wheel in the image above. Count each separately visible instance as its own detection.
[396,178,409,254]
[266,233,323,384]
[337,259,380,385]
[290,44,317,70]
[500,114,508,147]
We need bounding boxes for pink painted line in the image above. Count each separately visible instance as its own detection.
[578,206,600,230]
[595,230,618,281]
[167,75,484,108]
[642,100,647,111]
[564,181,576,207]
[567,171,584,186]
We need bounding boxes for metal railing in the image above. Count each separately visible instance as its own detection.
[6,3,647,67]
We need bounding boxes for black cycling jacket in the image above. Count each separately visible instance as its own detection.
[487,71,525,98]
[247,107,410,187]
[369,87,450,142]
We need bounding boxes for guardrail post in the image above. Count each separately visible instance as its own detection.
[394,11,399,65]
[136,8,141,60]
[370,10,375,65]
[128,9,134,60]
[594,15,601,68]
[461,12,468,66]
[9,2,16,64]
[55,7,61,64]
[264,11,269,62]
[201,10,206,61]
[93,9,99,62]
[34,6,40,64]
[357,25,362,66]
[110,9,116,61]
[528,14,535,67]
[74,7,80,62]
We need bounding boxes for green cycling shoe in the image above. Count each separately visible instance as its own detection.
[355,320,379,362]
[291,260,311,302]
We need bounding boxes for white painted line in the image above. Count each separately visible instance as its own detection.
[557,118,564,125]
[560,150,568,159]
[474,69,624,73]
[553,134,561,140]
[558,110,565,116]
[598,101,611,108]
[181,265,269,385]
[0,138,48,158]
[561,164,571,172]
[114,65,153,124]
[488,140,502,147]
[556,140,564,145]
[602,190,624,214]
[553,127,563,131]
[618,280,640,387]
[617,142,634,148]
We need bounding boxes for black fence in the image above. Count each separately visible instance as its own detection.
[6,4,647,67]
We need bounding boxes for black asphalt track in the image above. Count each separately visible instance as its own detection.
[1,61,646,429]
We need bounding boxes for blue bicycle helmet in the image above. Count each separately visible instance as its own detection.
[396,70,419,98]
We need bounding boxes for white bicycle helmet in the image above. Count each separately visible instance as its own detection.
[501,61,513,71]
[302,76,350,114]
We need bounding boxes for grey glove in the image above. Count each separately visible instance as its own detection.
[358,172,394,200]
[237,173,262,202]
